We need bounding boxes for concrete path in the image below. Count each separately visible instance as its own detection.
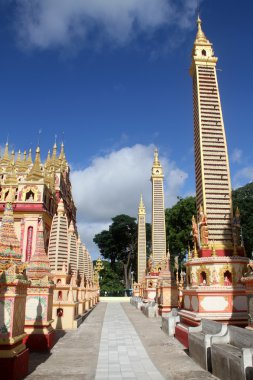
[26,303,107,379]
[95,303,163,380]
[122,303,217,380]
[26,301,217,380]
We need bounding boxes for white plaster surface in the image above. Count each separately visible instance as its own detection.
[95,302,164,380]
[191,296,199,312]
[184,295,190,309]
[201,296,228,312]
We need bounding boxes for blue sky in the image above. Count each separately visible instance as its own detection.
[0,1,252,256]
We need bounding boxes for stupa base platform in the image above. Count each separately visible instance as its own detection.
[23,326,55,351]
[175,308,248,348]
[0,346,29,380]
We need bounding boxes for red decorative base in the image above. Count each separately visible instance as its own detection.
[0,348,29,380]
[175,324,190,348]
[23,330,55,351]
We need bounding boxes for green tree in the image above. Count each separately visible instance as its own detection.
[232,182,253,257]
[97,261,124,293]
[94,214,151,288]
[94,214,137,289]
[165,196,196,266]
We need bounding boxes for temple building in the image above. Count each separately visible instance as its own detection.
[137,194,147,283]
[175,17,248,346]
[151,149,166,266]
[0,142,76,262]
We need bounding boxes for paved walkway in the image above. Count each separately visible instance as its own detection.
[95,303,163,380]
[26,302,217,380]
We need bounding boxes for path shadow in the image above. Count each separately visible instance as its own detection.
[27,302,66,376]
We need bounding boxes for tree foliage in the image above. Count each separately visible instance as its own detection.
[232,182,253,257]
[93,214,151,288]
[165,196,196,266]
[97,261,124,293]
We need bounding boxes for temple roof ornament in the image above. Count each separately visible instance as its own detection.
[151,148,163,177]
[26,220,52,280]
[44,150,51,168]
[26,146,44,181]
[195,15,210,45]
[0,142,10,165]
[27,148,33,166]
[0,197,22,264]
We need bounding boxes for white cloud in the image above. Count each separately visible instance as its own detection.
[13,0,198,51]
[233,166,253,189]
[231,148,242,163]
[70,144,188,257]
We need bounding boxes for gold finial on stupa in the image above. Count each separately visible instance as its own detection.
[151,148,163,177]
[52,143,57,160]
[59,142,65,160]
[11,150,15,164]
[26,146,43,181]
[16,150,21,163]
[45,150,51,167]
[27,148,33,166]
[154,148,159,165]
[1,142,10,164]
[139,194,144,208]
[195,15,208,44]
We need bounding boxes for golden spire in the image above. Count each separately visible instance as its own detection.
[195,15,209,44]
[139,194,144,208]
[19,150,28,172]
[26,146,43,181]
[45,150,51,168]
[52,143,57,161]
[11,150,15,164]
[1,142,10,164]
[51,143,61,170]
[138,193,146,215]
[154,148,159,165]
[27,148,33,166]
[151,148,163,177]
[59,142,65,160]
[15,150,22,171]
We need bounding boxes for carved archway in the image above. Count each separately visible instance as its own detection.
[219,264,235,286]
[196,265,211,285]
